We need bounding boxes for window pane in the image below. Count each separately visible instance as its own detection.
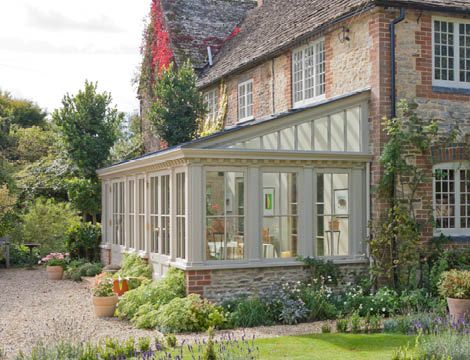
[206,171,245,261]
[244,137,261,149]
[434,20,455,82]
[313,117,328,151]
[460,23,470,83]
[262,132,278,150]
[280,127,295,150]
[176,172,186,259]
[316,173,349,256]
[298,122,311,151]
[331,112,345,151]
[293,50,304,103]
[304,45,315,100]
[262,172,298,258]
[346,107,361,152]
[434,169,456,229]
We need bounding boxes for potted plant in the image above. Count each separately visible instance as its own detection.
[39,252,68,280]
[438,269,470,321]
[92,279,118,317]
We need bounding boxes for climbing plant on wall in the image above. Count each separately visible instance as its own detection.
[369,100,461,291]
[198,80,228,138]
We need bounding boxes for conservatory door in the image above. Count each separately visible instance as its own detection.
[149,173,171,256]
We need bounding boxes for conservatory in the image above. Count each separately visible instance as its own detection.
[98,90,371,278]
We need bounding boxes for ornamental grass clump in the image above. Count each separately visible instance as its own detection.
[438,270,470,299]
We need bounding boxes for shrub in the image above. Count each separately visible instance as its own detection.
[418,331,470,360]
[39,252,69,268]
[398,289,435,314]
[155,294,225,333]
[131,303,159,329]
[116,253,152,283]
[301,257,342,285]
[321,322,331,333]
[17,198,80,255]
[116,267,185,323]
[438,270,470,299]
[64,261,102,281]
[227,297,273,328]
[66,222,101,261]
[8,244,40,267]
[336,318,348,333]
[300,283,337,321]
[349,311,361,333]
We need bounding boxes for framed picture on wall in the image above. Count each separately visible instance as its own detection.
[334,188,348,215]
[263,187,275,216]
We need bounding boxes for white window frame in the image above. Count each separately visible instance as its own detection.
[175,171,187,260]
[292,38,326,108]
[203,89,218,125]
[432,16,470,89]
[136,175,146,252]
[111,179,125,246]
[433,162,470,237]
[126,177,136,250]
[238,79,254,123]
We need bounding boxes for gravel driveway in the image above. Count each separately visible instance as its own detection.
[0,268,326,359]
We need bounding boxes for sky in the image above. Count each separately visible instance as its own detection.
[0,0,150,115]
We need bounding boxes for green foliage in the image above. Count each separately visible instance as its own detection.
[52,81,122,178]
[438,270,470,299]
[16,198,80,255]
[202,327,217,360]
[336,318,349,333]
[371,100,447,290]
[116,267,185,324]
[65,178,101,221]
[321,323,331,333]
[155,294,225,333]
[11,126,55,162]
[93,280,114,297]
[149,61,206,147]
[117,253,153,280]
[66,222,101,261]
[109,113,143,162]
[164,334,177,348]
[301,257,342,286]
[417,331,469,360]
[349,311,361,333]
[8,244,40,266]
[64,261,103,281]
[225,297,273,328]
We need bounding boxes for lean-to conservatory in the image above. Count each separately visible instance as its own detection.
[98,91,371,279]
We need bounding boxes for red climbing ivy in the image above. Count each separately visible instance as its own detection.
[150,0,173,73]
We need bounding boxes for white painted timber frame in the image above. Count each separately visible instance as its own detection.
[98,92,371,274]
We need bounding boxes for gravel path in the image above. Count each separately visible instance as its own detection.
[0,268,326,359]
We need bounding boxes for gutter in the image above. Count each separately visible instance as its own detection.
[389,8,405,119]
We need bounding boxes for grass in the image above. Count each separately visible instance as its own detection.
[256,333,415,360]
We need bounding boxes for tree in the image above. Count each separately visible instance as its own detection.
[109,112,144,162]
[52,81,123,178]
[65,177,101,223]
[149,61,206,147]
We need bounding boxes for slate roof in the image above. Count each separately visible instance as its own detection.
[161,0,257,70]
[197,0,470,87]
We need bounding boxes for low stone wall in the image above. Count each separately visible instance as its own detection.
[186,261,369,303]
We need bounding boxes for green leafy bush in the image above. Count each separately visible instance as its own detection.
[66,222,101,261]
[64,261,103,281]
[8,244,40,267]
[16,198,80,255]
[116,253,152,281]
[336,318,348,333]
[116,267,185,323]
[155,294,225,333]
[225,297,273,328]
[93,281,114,297]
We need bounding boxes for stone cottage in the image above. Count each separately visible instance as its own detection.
[98,0,470,301]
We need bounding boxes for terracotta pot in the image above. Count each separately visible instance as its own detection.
[92,295,118,317]
[447,297,470,322]
[46,265,63,280]
[112,278,129,296]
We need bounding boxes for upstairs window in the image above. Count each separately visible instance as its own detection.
[433,18,470,88]
[292,38,325,107]
[203,90,218,125]
[434,163,470,236]
[238,80,253,122]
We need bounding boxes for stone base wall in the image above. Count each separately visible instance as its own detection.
[186,262,369,303]
[100,247,111,266]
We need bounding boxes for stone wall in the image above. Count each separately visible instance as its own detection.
[186,262,369,303]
